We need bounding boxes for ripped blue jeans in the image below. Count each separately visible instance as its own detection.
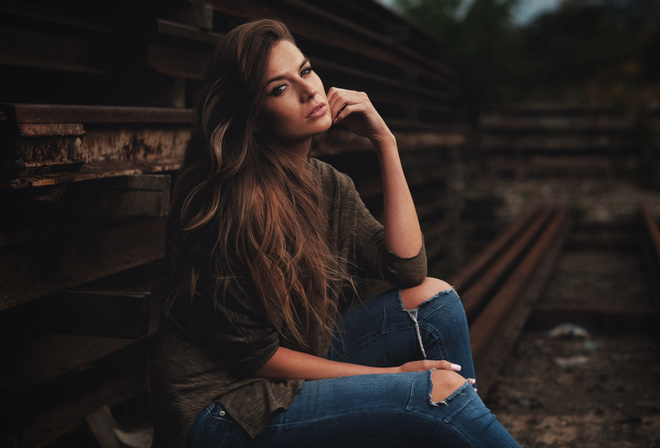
[186,288,521,447]
[329,287,476,379]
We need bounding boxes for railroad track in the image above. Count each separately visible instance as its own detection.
[451,204,660,399]
[481,205,660,446]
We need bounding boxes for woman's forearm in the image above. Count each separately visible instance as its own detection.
[252,346,462,381]
[374,134,423,259]
[253,346,396,380]
[326,87,422,259]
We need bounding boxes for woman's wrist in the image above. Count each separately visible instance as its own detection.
[370,129,396,150]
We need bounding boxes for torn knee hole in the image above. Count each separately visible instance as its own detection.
[400,277,452,310]
[430,370,466,404]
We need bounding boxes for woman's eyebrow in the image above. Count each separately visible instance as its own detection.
[264,57,310,87]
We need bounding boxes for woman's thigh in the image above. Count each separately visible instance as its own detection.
[329,287,475,379]
[186,371,520,448]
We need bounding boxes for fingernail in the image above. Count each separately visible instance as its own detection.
[450,363,462,372]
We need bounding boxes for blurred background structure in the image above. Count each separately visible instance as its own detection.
[389,0,660,227]
[1,0,660,447]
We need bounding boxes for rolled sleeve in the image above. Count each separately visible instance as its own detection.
[200,286,281,378]
[321,158,428,288]
[224,327,280,378]
[359,227,428,287]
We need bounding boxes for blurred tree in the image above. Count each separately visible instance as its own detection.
[395,0,660,115]
[526,3,660,112]
[394,0,524,120]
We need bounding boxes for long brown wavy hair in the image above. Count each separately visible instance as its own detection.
[167,19,348,347]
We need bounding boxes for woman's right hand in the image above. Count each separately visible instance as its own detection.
[327,87,393,146]
[395,360,478,396]
[396,359,463,374]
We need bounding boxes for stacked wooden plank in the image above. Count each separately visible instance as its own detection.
[479,102,637,156]
[477,102,642,189]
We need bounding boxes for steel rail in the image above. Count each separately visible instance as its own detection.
[448,206,570,397]
[469,207,570,397]
[458,208,555,321]
[449,208,541,292]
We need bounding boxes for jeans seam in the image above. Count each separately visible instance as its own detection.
[419,325,448,360]
[187,403,226,443]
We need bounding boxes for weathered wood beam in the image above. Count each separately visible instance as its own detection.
[60,289,152,339]
[480,135,637,153]
[312,127,466,157]
[0,334,152,447]
[481,116,635,132]
[1,104,189,187]
[80,175,172,218]
[0,217,166,312]
[191,0,457,90]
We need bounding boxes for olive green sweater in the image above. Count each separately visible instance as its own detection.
[150,159,427,447]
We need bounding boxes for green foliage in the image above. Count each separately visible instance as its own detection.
[394,0,660,115]
[393,0,525,117]
[394,0,463,30]
[526,5,660,113]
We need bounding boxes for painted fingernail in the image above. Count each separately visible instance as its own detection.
[450,363,462,372]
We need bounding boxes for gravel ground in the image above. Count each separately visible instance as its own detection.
[486,329,660,448]
[460,136,660,448]
[484,222,660,448]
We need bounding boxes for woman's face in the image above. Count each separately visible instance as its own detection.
[259,40,332,153]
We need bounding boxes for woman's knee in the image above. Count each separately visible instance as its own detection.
[430,369,467,403]
[401,277,452,310]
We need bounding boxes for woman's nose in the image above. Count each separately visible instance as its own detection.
[300,81,317,102]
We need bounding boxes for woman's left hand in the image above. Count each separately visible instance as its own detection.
[327,87,394,145]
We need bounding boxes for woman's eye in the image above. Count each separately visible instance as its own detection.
[271,84,287,96]
[301,67,312,76]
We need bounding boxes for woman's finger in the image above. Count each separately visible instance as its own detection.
[333,103,351,124]
[326,87,349,112]
[434,360,462,372]
[327,88,367,118]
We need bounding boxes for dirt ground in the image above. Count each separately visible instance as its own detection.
[465,163,660,447]
[484,232,660,448]
[486,329,660,448]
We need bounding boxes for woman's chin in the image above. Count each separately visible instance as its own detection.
[317,115,334,133]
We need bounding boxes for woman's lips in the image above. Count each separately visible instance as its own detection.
[307,103,327,119]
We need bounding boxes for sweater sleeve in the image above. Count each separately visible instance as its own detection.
[318,158,427,287]
[195,283,281,379]
[355,193,428,287]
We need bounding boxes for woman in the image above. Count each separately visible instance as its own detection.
[151,19,520,448]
